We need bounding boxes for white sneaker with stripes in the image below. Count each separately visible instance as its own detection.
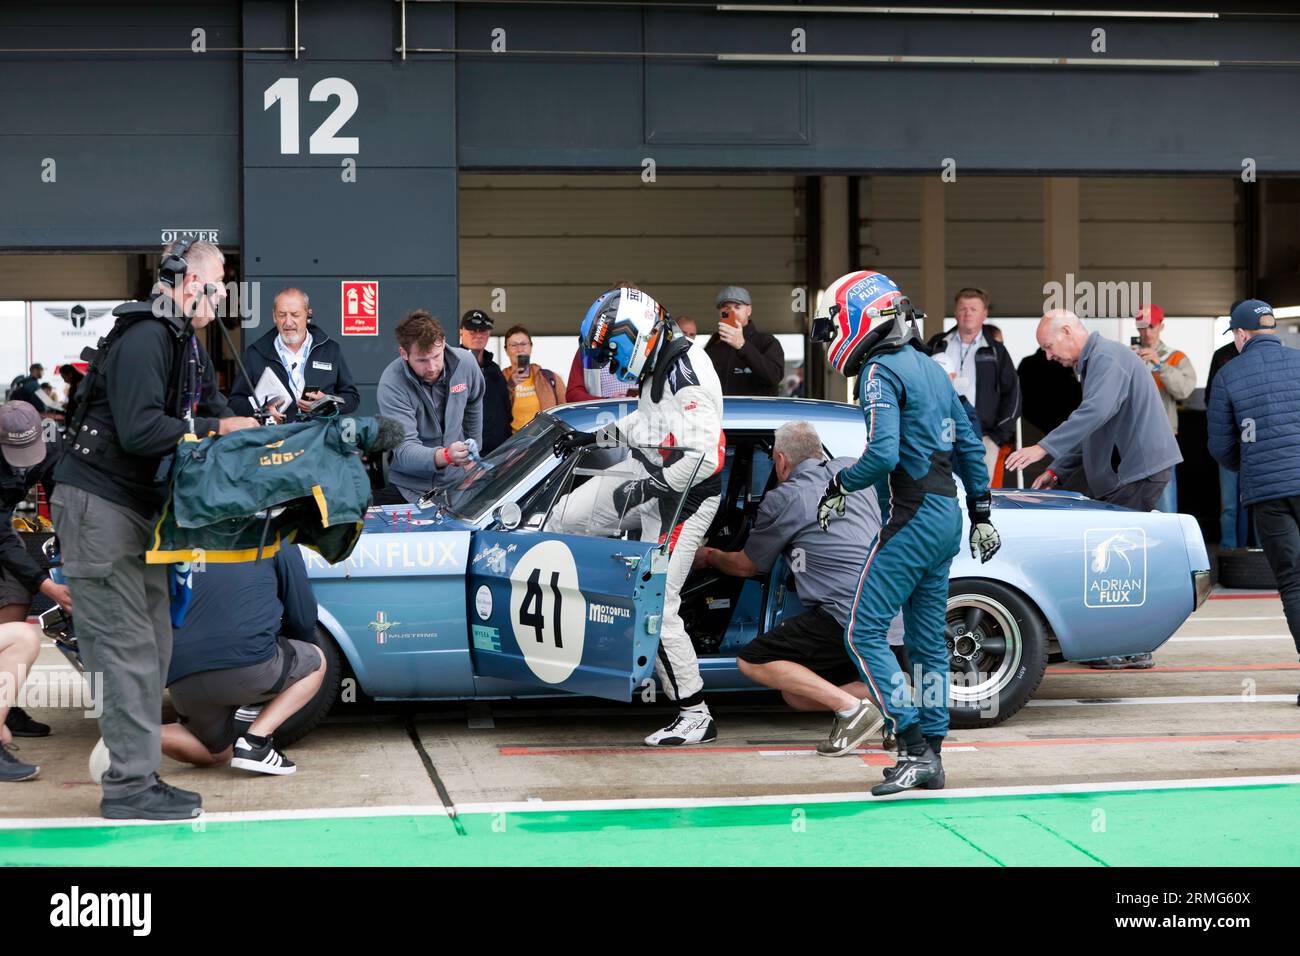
[230,736,296,775]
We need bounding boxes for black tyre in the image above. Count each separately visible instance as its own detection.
[1216,548,1277,590]
[946,579,1049,729]
[273,626,342,747]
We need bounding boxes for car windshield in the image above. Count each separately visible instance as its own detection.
[428,414,568,521]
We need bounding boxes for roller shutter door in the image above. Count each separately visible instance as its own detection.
[460,174,806,336]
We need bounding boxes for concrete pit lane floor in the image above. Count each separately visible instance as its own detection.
[2,589,1298,866]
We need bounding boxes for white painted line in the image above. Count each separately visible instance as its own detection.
[454,774,1300,814]
[1028,694,1295,707]
[1168,634,1294,642]
[0,803,450,832]
[1187,616,1284,622]
[5,776,1299,829]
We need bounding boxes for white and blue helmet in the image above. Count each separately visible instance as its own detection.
[578,287,670,385]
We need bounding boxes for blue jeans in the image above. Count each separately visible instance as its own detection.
[1156,467,1178,513]
[1220,465,1247,548]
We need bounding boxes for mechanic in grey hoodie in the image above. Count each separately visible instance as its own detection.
[1006,309,1181,510]
[377,310,484,503]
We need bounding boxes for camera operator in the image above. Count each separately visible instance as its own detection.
[51,239,259,821]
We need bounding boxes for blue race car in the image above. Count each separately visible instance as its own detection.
[276,397,1211,743]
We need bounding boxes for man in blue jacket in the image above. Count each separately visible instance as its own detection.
[813,271,1000,795]
[1208,299,1300,697]
[231,288,361,422]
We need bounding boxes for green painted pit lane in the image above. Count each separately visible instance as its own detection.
[3,782,1299,867]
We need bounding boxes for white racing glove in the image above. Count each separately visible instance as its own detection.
[817,472,849,531]
[967,494,1001,563]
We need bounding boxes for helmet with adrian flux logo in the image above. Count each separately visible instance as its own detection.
[811,270,923,377]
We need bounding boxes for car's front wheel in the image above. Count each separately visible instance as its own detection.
[945,580,1048,729]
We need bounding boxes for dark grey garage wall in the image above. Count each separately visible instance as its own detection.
[0,3,241,248]
[240,0,457,412]
[456,5,1300,174]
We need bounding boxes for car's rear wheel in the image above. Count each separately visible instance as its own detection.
[945,580,1048,729]
[273,626,342,747]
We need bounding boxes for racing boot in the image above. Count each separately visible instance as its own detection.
[881,735,945,789]
[644,704,717,747]
[816,699,885,756]
[871,725,942,797]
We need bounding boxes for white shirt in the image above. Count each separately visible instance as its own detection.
[944,330,985,408]
[274,332,313,398]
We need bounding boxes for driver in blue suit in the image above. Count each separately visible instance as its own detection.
[812,271,1001,795]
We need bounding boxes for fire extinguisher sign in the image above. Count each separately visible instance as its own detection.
[340,280,379,336]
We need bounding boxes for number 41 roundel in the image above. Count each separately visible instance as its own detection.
[508,541,587,684]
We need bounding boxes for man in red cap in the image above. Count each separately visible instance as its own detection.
[1134,304,1195,514]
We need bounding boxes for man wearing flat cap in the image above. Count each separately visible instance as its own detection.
[1209,299,1300,693]
[704,285,786,397]
[459,309,512,454]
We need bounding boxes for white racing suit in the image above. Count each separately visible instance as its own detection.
[549,340,725,705]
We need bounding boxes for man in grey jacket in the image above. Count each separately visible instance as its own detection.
[1006,310,1182,670]
[377,310,484,503]
[1006,310,1181,510]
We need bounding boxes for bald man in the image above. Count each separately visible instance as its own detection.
[1005,310,1181,512]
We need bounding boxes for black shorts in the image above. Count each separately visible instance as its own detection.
[738,606,860,686]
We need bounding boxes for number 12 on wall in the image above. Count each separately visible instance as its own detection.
[264,77,360,155]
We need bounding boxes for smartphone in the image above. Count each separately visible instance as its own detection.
[720,308,739,328]
[1130,336,1141,347]
[517,353,531,370]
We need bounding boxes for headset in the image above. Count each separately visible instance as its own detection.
[158,237,194,289]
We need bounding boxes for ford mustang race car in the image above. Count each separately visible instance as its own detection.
[275,397,1211,743]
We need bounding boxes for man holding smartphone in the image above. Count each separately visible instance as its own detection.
[704,286,785,396]
[1132,304,1195,513]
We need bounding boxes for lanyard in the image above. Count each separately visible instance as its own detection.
[956,334,980,376]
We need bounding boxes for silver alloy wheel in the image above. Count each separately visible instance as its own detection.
[944,593,1023,705]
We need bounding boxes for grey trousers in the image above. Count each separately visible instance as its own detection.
[1099,468,1171,512]
[51,484,173,800]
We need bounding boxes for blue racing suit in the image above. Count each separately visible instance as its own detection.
[839,342,990,739]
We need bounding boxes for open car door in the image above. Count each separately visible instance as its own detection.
[467,442,707,702]
[466,442,702,701]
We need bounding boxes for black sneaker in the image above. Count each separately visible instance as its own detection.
[4,707,50,737]
[230,735,296,775]
[101,780,203,820]
[0,743,39,782]
[871,746,943,796]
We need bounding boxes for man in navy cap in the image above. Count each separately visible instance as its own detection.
[459,309,512,454]
[1209,299,1300,700]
